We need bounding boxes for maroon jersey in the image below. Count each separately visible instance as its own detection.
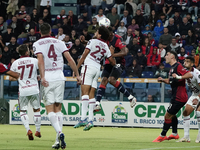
[105,34,126,66]
[169,62,188,103]
[0,63,9,75]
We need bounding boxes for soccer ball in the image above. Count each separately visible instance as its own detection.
[99,18,111,28]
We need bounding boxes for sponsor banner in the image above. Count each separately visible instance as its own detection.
[9,100,198,128]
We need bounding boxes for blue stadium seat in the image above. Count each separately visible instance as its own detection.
[165,84,171,90]
[63,70,72,77]
[134,83,146,89]
[51,28,58,36]
[148,83,160,89]
[163,61,171,68]
[6,19,12,25]
[17,38,27,45]
[184,45,193,55]
[154,40,159,47]
[65,81,77,88]
[141,71,154,78]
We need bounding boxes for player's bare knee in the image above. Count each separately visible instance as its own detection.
[20,110,26,112]
[183,110,189,117]
[108,77,116,85]
[33,108,40,112]
[102,78,108,85]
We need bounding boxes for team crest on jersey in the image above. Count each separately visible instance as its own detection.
[33,46,36,52]
[198,75,200,79]
[26,80,30,84]
[52,62,57,67]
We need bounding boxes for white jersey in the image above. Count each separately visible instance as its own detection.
[94,15,106,22]
[10,57,39,97]
[33,36,68,82]
[186,68,200,94]
[84,39,111,69]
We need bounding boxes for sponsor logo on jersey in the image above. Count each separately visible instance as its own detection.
[112,103,128,123]
[26,80,30,84]
[52,62,57,67]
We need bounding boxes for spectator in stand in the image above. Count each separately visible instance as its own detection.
[11,45,20,63]
[134,9,145,29]
[9,16,21,37]
[159,13,168,27]
[113,0,125,15]
[106,7,120,31]
[73,16,87,36]
[125,59,142,77]
[134,28,144,46]
[1,46,11,65]
[125,0,138,17]
[148,10,158,30]
[27,28,40,45]
[186,13,193,25]
[157,44,166,62]
[128,18,139,34]
[18,15,36,38]
[152,0,164,12]
[170,37,180,53]
[6,0,19,19]
[120,10,132,28]
[154,63,168,78]
[88,0,101,19]
[122,28,133,45]
[147,95,154,102]
[94,8,106,22]
[21,0,35,15]
[40,0,51,16]
[69,47,79,64]
[16,5,27,23]
[188,0,199,20]
[55,27,66,41]
[175,32,183,47]
[142,24,152,36]
[179,17,192,40]
[88,17,99,35]
[127,37,141,56]
[117,20,127,37]
[191,49,200,68]
[82,28,92,41]
[102,0,115,14]
[2,26,14,45]
[53,9,66,29]
[70,30,78,43]
[137,0,150,22]
[30,8,39,24]
[0,35,5,50]
[178,47,188,64]
[141,37,153,56]
[8,36,18,53]
[159,27,172,52]
[0,0,7,20]
[0,16,7,35]
[193,17,200,41]
[67,10,78,27]
[63,35,73,50]
[146,47,161,72]
[61,18,72,36]
[82,10,92,25]
[71,39,85,56]
[162,0,174,16]
[196,41,200,55]
[36,18,44,32]
[134,48,147,69]
[79,35,87,47]
[76,0,90,16]
[186,29,197,47]
[40,9,51,25]
[147,32,155,46]
[167,18,177,37]
[176,0,188,12]
[173,11,182,28]
[154,20,164,41]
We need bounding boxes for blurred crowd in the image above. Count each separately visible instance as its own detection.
[0,0,200,78]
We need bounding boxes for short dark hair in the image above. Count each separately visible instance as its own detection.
[98,26,110,41]
[169,51,177,59]
[186,56,195,63]
[18,44,28,56]
[40,23,51,35]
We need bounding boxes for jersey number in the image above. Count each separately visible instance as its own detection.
[90,46,106,61]
[18,64,33,80]
[48,44,57,61]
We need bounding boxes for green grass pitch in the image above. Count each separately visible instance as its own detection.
[0,125,200,150]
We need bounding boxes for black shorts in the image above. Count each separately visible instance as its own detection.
[101,64,124,80]
[167,100,186,115]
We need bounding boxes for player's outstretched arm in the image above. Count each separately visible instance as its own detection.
[7,71,19,80]
[76,48,90,69]
[158,77,170,84]
[112,47,128,58]
[172,72,193,80]
[108,56,116,66]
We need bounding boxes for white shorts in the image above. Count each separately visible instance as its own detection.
[81,65,100,88]
[41,80,65,106]
[19,93,40,111]
[186,93,200,109]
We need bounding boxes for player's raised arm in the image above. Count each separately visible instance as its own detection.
[112,47,129,58]
[7,71,20,80]
[158,77,170,84]
[172,64,193,80]
[77,48,90,69]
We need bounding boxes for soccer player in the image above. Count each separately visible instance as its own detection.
[9,44,41,140]
[174,56,200,143]
[33,23,81,149]
[73,26,116,131]
[153,51,193,142]
[94,27,136,112]
[0,63,19,78]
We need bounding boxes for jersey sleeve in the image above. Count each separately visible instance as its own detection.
[10,61,17,72]
[0,63,9,74]
[33,42,43,55]
[115,38,126,50]
[59,41,69,53]
[177,64,188,75]
[105,45,112,58]
[85,40,92,51]
[34,58,39,70]
[195,71,200,84]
